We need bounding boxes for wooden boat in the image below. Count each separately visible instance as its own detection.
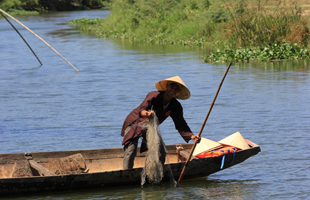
[0,139,260,195]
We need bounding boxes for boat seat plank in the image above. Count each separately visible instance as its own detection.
[29,160,56,176]
[179,150,197,161]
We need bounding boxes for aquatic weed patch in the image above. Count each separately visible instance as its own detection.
[67,17,105,33]
[202,43,310,63]
[68,17,104,25]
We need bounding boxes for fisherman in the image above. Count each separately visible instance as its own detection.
[121,76,201,169]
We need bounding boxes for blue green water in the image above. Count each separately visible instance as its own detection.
[0,10,309,199]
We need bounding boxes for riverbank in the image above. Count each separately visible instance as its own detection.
[0,0,111,15]
[67,0,310,62]
[2,0,310,62]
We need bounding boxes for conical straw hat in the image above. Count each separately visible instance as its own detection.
[218,132,250,150]
[193,137,223,156]
[155,76,191,100]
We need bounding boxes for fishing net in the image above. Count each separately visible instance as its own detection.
[45,153,87,175]
[11,160,32,178]
[141,111,176,187]
[10,154,87,177]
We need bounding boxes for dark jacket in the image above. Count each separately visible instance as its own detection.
[121,91,193,146]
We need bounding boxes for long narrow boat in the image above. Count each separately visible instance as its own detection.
[0,139,260,195]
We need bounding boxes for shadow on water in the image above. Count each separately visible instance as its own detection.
[204,58,310,72]
[47,28,83,37]
[234,59,310,72]
[207,59,310,83]
[110,39,211,56]
[3,177,259,200]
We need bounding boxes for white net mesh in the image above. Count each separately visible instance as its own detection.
[141,111,176,187]
[141,111,165,186]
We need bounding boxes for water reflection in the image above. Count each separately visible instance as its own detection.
[110,39,211,57]
[47,28,82,37]
[234,59,310,72]
[8,178,257,200]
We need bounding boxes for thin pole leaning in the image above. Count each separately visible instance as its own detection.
[177,61,232,184]
[0,11,42,65]
[0,9,79,72]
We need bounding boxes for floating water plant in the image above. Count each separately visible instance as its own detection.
[202,43,310,63]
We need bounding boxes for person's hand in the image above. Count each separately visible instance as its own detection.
[141,110,154,118]
[191,135,201,143]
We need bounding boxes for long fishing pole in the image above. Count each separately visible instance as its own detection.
[0,8,79,72]
[0,11,42,65]
[177,61,232,184]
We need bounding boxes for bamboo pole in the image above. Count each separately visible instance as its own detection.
[0,11,42,65]
[0,9,79,72]
[177,61,232,184]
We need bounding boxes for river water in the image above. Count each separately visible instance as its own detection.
[0,10,310,200]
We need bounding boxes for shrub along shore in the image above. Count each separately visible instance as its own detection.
[0,0,111,15]
[67,0,310,63]
[2,0,310,63]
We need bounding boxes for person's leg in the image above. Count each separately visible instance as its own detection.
[140,130,148,153]
[123,137,139,169]
[159,139,167,165]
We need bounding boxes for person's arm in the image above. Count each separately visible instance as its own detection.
[170,101,200,143]
[137,91,159,118]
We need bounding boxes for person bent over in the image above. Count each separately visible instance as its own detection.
[121,76,201,169]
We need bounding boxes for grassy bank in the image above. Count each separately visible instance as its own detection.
[68,0,310,62]
[0,0,111,15]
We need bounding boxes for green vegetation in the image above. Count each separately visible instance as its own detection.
[0,0,111,15]
[2,0,310,62]
[68,0,310,62]
[68,0,221,45]
[202,43,310,63]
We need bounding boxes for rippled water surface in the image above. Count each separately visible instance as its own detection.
[1,10,310,199]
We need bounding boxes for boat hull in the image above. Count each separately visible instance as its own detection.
[0,143,260,195]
